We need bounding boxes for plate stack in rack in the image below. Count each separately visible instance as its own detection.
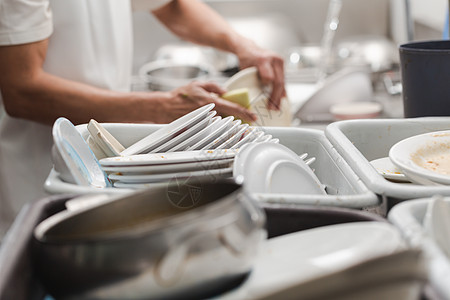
[86,103,277,188]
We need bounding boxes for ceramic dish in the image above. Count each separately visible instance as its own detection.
[223,67,291,127]
[100,149,237,167]
[102,158,234,174]
[112,181,169,189]
[295,68,373,123]
[264,159,324,194]
[216,124,249,150]
[150,111,216,153]
[187,116,234,150]
[87,119,125,157]
[52,117,111,188]
[253,134,273,143]
[108,167,233,184]
[389,130,450,185]
[230,129,263,150]
[218,222,405,299]
[168,116,222,152]
[369,157,409,183]
[234,142,325,194]
[200,120,242,150]
[330,102,382,120]
[121,103,215,156]
[423,196,450,258]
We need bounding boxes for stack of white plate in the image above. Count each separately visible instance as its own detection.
[99,149,237,188]
[389,130,450,185]
[91,103,277,188]
[119,103,277,156]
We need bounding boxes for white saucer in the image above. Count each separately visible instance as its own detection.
[369,157,409,182]
[52,117,111,188]
[234,142,325,194]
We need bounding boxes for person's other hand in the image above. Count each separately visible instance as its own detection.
[236,43,286,111]
[159,81,257,123]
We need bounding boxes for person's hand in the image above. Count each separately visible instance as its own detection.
[235,42,286,111]
[159,81,257,123]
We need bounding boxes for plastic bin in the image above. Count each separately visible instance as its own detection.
[44,124,379,211]
[0,195,411,300]
[325,117,450,210]
[388,197,450,300]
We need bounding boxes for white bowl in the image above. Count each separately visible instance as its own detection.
[295,68,373,122]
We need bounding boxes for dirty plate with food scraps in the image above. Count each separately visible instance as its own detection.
[389,130,450,185]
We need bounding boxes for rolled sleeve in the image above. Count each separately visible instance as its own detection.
[0,0,53,45]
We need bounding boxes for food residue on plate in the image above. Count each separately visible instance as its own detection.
[411,142,450,176]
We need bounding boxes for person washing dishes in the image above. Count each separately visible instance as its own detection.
[0,0,286,240]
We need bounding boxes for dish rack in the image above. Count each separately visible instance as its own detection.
[44,123,379,211]
[325,117,450,211]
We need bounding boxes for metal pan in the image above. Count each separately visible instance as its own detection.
[33,179,266,300]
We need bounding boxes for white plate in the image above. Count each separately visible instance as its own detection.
[168,116,222,152]
[369,157,409,182]
[109,167,233,183]
[52,117,111,188]
[224,67,292,127]
[149,111,216,153]
[120,103,215,155]
[187,116,234,150]
[101,158,234,174]
[200,119,242,150]
[254,134,272,143]
[87,119,125,157]
[389,130,450,185]
[113,181,169,189]
[100,149,237,167]
[230,128,263,150]
[265,159,325,194]
[218,222,404,299]
[234,142,325,194]
[423,196,450,258]
[216,124,249,150]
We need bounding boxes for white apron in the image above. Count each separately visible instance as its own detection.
[0,0,133,239]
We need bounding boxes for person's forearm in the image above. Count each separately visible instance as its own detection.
[152,0,255,58]
[2,70,171,126]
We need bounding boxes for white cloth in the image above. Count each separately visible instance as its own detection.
[0,0,170,239]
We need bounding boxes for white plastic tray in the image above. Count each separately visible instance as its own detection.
[388,197,450,300]
[44,123,378,210]
[325,117,450,207]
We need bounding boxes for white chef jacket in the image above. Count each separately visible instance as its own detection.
[0,0,170,239]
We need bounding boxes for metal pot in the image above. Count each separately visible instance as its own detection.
[33,179,266,300]
[139,60,212,91]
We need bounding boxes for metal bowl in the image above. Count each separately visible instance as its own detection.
[33,179,266,300]
[139,60,211,91]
